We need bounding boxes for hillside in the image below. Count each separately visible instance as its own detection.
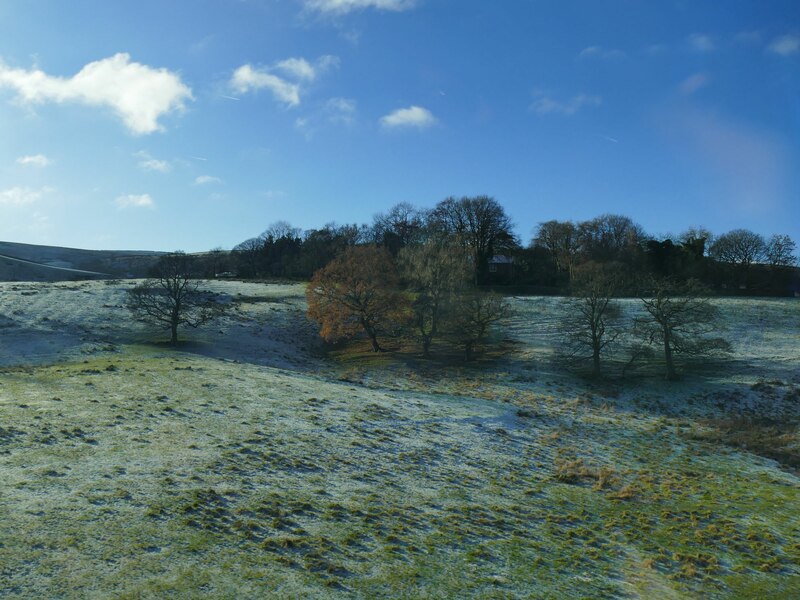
[0,241,164,282]
[0,280,797,598]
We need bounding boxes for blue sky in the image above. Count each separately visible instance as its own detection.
[0,0,797,251]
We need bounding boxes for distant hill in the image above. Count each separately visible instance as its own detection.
[0,241,165,282]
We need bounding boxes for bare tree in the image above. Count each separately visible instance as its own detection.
[532,219,580,278]
[428,196,516,284]
[263,220,302,242]
[399,240,470,357]
[765,234,797,267]
[449,292,510,361]
[709,229,766,267]
[306,246,406,352]
[562,262,623,376]
[372,202,425,253]
[127,253,227,344]
[635,278,730,380]
[577,214,646,263]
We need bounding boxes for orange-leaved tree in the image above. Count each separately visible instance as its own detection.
[306,246,406,352]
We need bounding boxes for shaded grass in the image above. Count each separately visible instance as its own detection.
[683,417,800,473]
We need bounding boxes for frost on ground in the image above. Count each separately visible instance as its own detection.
[0,281,798,599]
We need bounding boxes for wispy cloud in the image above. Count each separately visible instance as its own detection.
[0,185,53,205]
[135,150,171,173]
[324,97,357,125]
[0,53,192,135]
[194,175,222,185]
[230,55,339,106]
[661,107,789,216]
[645,43,668,55]
[380,105,436,130]
[115,193,154,209]
[295,97,357,138]
[231,65,300,105]
[16,154,51,167]
[679,72,709,96]
[530,92,601,116]
[577,46,626,60]
[768,34,800,56]
[687,33,714,52]
[734,30,762,45]
[304,0,416,16]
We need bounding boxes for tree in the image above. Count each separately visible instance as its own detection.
[306,246,406,352]
[765,234,797,267]
[428,196,516,284]
[635,278,730,380]
[372,202,425,254]
[264,220,302,242]
[709,229,767,289]
[577,214,646,263]
[709,229,766,267]
[449,291,510,361]
[562,262,623,376]
[127,252,227,344]
[295,222,368,277]
[532,219,580,278]
[399,240,470,357]
[233,236,265,277]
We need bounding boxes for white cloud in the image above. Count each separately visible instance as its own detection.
[688,33,714,52]
[577,46,625,60]
[135,150,171,173]
[679,72,709,96]
[295,97,357,138]
[0,53,192,135]
[325,97,356,125]
[115,193,154,209]
[16,154,50,167]
[530,93,601,116]
[230,55,339,106]
[0,186,52,205]
[195,175,222,185]
[275,58,316,81]
[768,35,800,56]
[231,65,300,105]
[380,105,436,129]
[304,0,416,15]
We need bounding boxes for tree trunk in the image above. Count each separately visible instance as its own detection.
[422,335,432,358]
[465,341,474,361]
[663,334,677,380]
[170,321,179,345]
[592,348,601,376]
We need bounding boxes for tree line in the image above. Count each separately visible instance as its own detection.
[127,195,767,380]
[225,197,798,296]
[128,246,735,380]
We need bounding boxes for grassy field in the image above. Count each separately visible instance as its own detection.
[0,281,798,598]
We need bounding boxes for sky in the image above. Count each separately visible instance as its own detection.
[0,0,798,252]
